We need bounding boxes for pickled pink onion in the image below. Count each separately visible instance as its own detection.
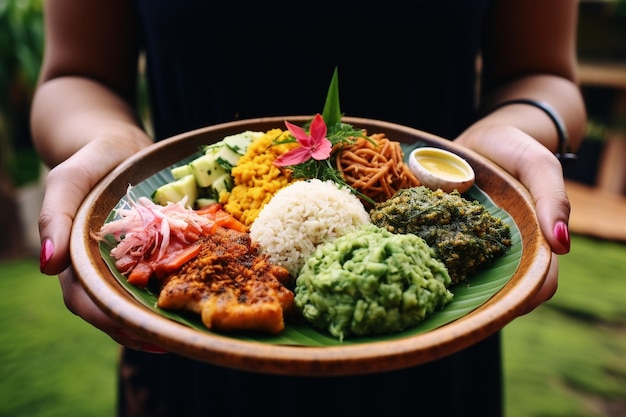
[95,186,214,262]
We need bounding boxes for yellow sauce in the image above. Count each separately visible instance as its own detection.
[417,156,468,180]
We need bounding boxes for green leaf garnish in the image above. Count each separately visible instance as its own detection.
[322,67,342,130]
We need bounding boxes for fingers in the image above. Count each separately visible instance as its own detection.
[58,268,168,353]
[456,125,571,255]
[39,158,98,275]
[507,141,571,255]
[39,137,147,275]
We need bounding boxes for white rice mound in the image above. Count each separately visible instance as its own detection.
[249,179,371,276]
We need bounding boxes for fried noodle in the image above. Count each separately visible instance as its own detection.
[336,134,420,206]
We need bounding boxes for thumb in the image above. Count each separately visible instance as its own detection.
[38,158,100,275]
[39,140,136,274]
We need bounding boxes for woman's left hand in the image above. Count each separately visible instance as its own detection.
[455,123,570,312]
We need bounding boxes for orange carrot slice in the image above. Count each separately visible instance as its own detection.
[153,243,202,279]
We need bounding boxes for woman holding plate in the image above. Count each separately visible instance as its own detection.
[32,0,585,416]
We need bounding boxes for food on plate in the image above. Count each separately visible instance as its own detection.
[98,120,513,338]
[249,179,371,278]
[336,133,420,207]
[369,186,512,284]
[158,226,294,334]
[221,129,299,226]
[294,223,453,340]
[95,188,294,334]
[94,189,247,288]
[152,131,263,209]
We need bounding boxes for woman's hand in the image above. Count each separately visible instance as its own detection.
[455,122,568,312]
[38,140,167,352]
[38,132,151,274]
[37,130,165,352]
[40,159,169,353]
[31,77,156,350]
[456,122,571,254]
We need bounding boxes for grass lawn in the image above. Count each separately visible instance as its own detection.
[0,259,118,417]
[503,234,626,417]
[1,233,625,417]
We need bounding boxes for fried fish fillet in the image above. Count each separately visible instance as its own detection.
[157,226,294,334]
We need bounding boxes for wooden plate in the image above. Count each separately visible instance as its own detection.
[70,116,551,376]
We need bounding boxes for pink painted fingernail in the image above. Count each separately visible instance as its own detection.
[553,221,570,252]
[40,238,54,272]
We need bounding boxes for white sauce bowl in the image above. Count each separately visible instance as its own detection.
[408,147,475,194]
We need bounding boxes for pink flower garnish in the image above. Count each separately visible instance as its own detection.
[274,113,333,166]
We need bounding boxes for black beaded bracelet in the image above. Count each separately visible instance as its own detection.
[485,98,577,166]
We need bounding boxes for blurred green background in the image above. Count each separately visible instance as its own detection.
[1,1,625,416]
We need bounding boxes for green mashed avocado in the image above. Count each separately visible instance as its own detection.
[294,223,453,340]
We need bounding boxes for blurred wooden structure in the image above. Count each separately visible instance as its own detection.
[578,61,626,195]
[564,1,626,241]
[569,61,626,241]
[566,180,626,241]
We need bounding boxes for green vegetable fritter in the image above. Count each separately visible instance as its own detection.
[294,224,453,340]
[369,186,512,284]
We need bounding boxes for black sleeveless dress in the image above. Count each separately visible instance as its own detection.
[120,1,502,416]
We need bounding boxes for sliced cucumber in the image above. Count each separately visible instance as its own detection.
[152,130,261,208]
[213,145,241,171]
[171,164,192,180]
[211,172,233,196]
[222,131,262,155]
[203,143,223,154]
[189,153,227,188]
[152,174,198,206]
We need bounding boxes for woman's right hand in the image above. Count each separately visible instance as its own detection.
[38,130,151,275]
[37,132,166,352]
